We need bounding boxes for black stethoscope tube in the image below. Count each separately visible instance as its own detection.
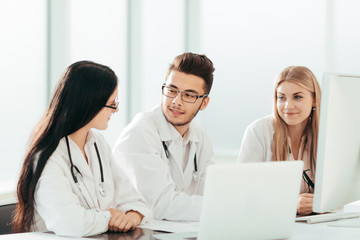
[162,141,198,181]
[289,146,314,193]
[65,136,105,196]
[93,142,104,183]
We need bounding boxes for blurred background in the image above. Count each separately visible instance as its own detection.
[1,0,360,191]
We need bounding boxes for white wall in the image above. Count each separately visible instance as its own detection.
[199,0,327,160]
[332,0,360,74]
[134,0,186,117]
[68,0,128,146]
[2,0,360,188]
[0,0,47,183]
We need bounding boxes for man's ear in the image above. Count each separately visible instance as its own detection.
[200,96,210,111]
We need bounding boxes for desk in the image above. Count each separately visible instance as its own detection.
[0,229,159,240]
[291,220,360,240]
[2,221,360,239]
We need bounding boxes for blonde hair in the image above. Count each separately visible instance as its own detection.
[272,66,321,171]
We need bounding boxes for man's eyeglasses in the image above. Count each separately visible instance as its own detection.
[104,97,119,110]
[161,84,208,103]
[302,169,314,193]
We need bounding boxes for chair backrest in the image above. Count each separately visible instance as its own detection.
[0,204,15,234]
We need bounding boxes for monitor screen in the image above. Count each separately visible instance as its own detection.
[313,73,360,213]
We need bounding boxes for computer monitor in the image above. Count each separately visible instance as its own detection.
[313,73,360,213]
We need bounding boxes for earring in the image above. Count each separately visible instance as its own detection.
[309,107,315,123]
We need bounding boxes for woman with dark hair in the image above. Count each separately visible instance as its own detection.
[13,61,149,237]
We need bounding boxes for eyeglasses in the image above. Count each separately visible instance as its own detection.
[302,169,314,193]
[161,84,208,103]
[104,97,119,110]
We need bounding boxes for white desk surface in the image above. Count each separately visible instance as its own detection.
[2,220,360,240]
[291,220,360,240]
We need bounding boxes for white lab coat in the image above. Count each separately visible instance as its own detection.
[237,116,275,164]
[237,115,311,193]
[113,106,214,221]
[33,130,150,237]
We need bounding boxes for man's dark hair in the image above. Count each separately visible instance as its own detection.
[166,52,215,94]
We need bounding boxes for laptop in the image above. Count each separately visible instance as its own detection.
[198,161,303,240]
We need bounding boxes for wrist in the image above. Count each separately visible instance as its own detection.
[126,211,143,225]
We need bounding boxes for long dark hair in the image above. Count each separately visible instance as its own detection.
[13,61,118,232]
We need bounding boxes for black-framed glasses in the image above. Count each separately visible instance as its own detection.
[161,84,208,103]
[104,97,119,110]
[302,169,314,193]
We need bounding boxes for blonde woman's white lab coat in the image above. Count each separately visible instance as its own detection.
[237,116,275,164]
[33,130,150,237]
[113,106,214,221]
[237,115,311,193]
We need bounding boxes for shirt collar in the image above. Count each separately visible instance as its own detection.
[85,129,96,146]
[61,130,96,156]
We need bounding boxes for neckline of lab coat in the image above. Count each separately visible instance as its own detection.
[153,106,199,189]
[287,136,306,160]
[60,131,99,188]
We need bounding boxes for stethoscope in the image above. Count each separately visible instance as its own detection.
[289,146,314,193]
[162,141,198,181]
[65,136,106,209]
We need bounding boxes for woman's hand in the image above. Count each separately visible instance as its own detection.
[108,209,143,232]
[297,193,314,215]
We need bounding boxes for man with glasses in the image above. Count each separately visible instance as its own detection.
[113,52,215,221]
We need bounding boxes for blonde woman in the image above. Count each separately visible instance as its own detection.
[237,66,321,215]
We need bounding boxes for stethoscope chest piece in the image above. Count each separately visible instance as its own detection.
[193,170,198,182]
[99,182,106,197]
